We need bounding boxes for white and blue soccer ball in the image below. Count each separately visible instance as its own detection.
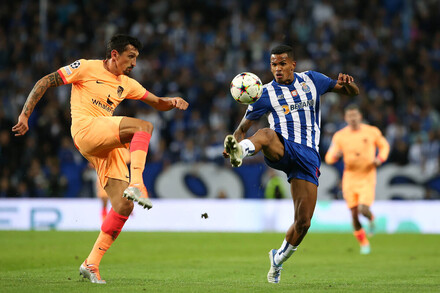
[230,72,263,104]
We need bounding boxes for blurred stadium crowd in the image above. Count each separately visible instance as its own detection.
[0,0,439,197]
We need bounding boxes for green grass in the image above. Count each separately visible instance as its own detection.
[0,232,439,292]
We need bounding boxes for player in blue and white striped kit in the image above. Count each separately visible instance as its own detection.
[224,45,359,284]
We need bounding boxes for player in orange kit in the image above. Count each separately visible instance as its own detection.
[325,104,389,254]
[12,34,188,283]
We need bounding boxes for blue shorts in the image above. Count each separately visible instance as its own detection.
[264,133,321,186]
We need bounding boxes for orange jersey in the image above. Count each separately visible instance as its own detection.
[57,59,149,137]
[325,123,389,208]
[325,124,389,174]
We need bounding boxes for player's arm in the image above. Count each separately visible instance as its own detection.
[223,117,256,158]
[140,91,188,111]
[374,132,390,167]
[12,72,64,136]
[330,73,360,96]
[233,116,255,142]
[325,142,343,165]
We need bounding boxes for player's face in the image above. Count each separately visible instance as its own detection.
[270,53,296,85]
[114,45,139,76]
[345,109,362,129]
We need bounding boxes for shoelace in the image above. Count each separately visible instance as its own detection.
[86,264,102,280]
[273,266,283,275]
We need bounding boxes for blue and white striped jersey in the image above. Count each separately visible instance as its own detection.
[245,71,336,152]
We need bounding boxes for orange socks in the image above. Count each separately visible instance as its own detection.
[87,209,128,266]
[353,228,369,246]
[87,231,113,266]
[130,131,151,184]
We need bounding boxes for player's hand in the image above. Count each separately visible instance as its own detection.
[171,97,189,110]
[334,150,343,160]
[223,150,230,158]
[12,113,29,136]
[373,157,383,167]
[337,73,354,85]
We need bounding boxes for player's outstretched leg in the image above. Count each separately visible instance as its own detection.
[79,259,106,284]
[267,249,283,283]
[224,135,243,167]
[123,183,152,209]
[82,206,129,283]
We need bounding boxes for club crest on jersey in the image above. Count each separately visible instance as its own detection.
[117,86,124,98]
[70,60,81,69]
[300,82,311,93]
[291,90,298,97]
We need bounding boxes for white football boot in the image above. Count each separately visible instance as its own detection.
[79,259,106,284]
[224,135,243,167]
[267,249,283,283]
[360,244,371,255]
[123,183,153,209]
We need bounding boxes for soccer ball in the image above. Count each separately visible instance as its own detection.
[230,72,263,104]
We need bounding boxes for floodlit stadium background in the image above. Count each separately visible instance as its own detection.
[0,0,439,232]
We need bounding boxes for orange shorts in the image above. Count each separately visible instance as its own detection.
[73,116,130,189]
[342,172,376,209]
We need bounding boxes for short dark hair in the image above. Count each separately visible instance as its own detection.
[105,34,142,59]
[344,103,361,113]
[270,45,295,60]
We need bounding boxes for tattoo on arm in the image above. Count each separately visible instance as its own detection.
[48,72,64,87]
[23,72,64,117]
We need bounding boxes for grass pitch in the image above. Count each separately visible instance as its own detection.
[0,231,439,292]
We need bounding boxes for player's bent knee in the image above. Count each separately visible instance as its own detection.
[139,120,153,134]
[255,128,276,145]
[358,205,369,215]
[259,128,275,138]
[113,200,134,217]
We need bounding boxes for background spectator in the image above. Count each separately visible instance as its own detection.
[1,0,439,197]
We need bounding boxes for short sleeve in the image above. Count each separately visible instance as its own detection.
[245,88,269,120]
[373,126,390,162]
[57,59,86,85]
[305,71,337,95]
[125,78,149,100]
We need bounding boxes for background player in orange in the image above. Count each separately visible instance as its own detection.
[12,34,188,283]
[325,104,389,254]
